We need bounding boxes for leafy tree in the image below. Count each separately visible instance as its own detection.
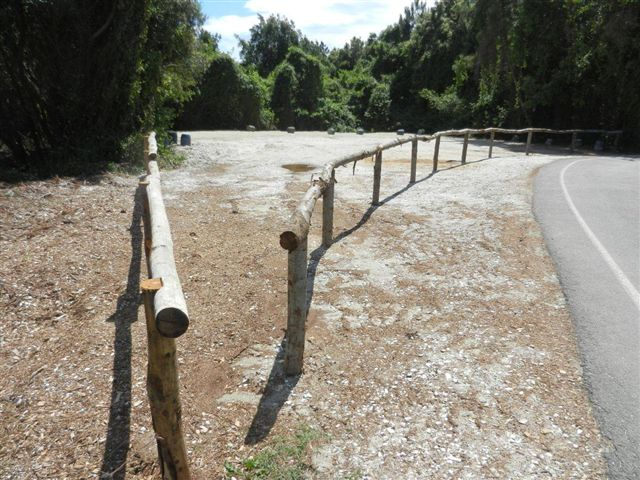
[0,0,203,176]
[178,54,270,130]
[239,14,300,77]
[365,82,392,130]
[271,62,298,129]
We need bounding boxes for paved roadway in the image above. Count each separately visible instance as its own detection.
[534,156,640,479]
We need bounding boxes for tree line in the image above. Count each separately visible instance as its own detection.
[1,0,638,177]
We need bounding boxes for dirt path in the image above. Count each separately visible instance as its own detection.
[0,132,606,479]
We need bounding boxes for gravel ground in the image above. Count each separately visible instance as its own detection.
[0,131,606,479]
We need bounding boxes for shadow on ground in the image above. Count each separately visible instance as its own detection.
[244,340,300,445]
[100,186,144,479]
[243,155,494,444]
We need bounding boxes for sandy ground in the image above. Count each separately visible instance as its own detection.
[0,132,607,479]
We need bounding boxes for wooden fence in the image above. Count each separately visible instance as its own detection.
[279,126,622,375]
[140,132,191,480]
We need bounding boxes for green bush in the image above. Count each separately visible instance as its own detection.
[178,54,271,130]
[0,0,203,177]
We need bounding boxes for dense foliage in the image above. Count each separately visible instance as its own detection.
[0,0,206,176]
[2,0,638,176]
[183,0,639,147]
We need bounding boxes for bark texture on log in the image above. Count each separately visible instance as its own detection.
[142,282,191,480]
[433,135,440,171]
[148,132,158,160]
[322,171,335,248]
[489,131,495,158]
[144,132,189,338]
[410,138,418,183]
[279,180,325,252]
[461,133,469,164]
[284,239,308,376]
[372,150,382,205]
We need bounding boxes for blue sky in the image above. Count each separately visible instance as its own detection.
[199,0,435,58]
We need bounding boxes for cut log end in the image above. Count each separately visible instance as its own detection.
[156,307,189,338]
[280,231,298,251]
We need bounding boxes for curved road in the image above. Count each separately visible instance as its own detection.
[534,156,640,479]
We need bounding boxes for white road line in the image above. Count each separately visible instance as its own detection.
[560,159,640,311]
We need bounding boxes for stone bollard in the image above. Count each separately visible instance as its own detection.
[327,128,335,135]
[247,125,256,132]
[397,129,405,135]
[417,129,425,135]
[168,131,178,144]
[287,126,295,134]
[356,128,365,135]
[180,134,191,146]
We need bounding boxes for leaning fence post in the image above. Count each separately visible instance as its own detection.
[571,132,577,152]
[461,133,469,164]
[322,171,334,248]
[284,239,308,376]
[433,135,441,172]
[489,131,495,158]
[525,130,533,155]
[141,279,191,480]
[410,138,418,183]
[372,150,382,205]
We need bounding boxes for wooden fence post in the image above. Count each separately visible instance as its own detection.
[461,133,469,164]
[433,135,440,172]
[322,170,334,248]
[284,239,308,376]
[410,138,418,183]
[141,278,191,480]
[525,130,533,155]
[571,132,577,152]
[372,151,382,205]
[489,131,495,158]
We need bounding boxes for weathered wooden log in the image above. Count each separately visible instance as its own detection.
[332,137,413,169]
[284,239,307,376]
[141,279,191,480]
[525,131,533,155]
[461,133,469,164]
[489,131,495,158]
[148,132,158,160]
[279,180,325,252]
[410,138,418,183]
[322,171,335,248]
[433,135,441,171]
[372,150,382,205]
[145,133,189,338]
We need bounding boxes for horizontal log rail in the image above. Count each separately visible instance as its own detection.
[141,132,191,479]
[144,132,190,338]
[279,126,622,375]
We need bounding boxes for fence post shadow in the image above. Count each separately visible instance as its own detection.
[100,186,144,479]
[244,340,300,445]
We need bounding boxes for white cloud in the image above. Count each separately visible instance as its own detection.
[203,14,259,55]
[203,0,436,58]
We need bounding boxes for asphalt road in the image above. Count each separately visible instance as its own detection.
[534,156,640,479]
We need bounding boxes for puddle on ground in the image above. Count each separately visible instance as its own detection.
[282,163,315,172]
